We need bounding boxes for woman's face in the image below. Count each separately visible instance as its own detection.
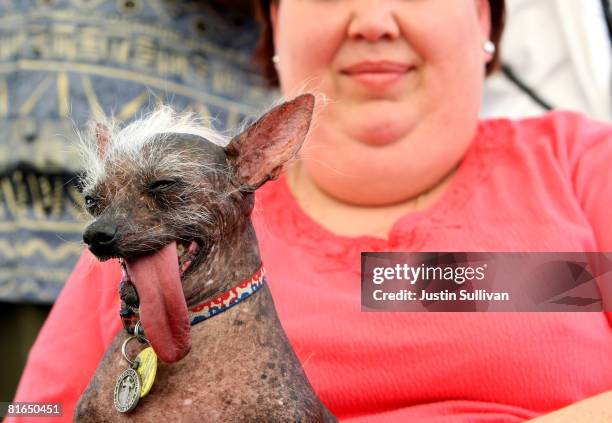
[271,0,493,206]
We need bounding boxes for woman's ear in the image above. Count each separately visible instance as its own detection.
[475,0,492,41]
[270,1,279,49]
[475,0,493,63]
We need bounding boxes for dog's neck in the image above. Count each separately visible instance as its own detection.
[182,219,262,308]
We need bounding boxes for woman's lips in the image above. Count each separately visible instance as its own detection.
[341,61,414,89]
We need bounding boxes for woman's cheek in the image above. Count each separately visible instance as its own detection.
[276,6,347,88]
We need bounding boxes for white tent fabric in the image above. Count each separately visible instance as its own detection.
[482,0,611,121]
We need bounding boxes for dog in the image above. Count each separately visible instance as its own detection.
[74,94,336,422]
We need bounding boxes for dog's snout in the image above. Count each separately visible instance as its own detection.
[83,221,118,249]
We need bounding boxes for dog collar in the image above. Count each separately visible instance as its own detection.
[189,265,265,325]
[120,266,266,335]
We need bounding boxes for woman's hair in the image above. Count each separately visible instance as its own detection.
[253,0,506,87]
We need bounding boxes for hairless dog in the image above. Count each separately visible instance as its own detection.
[74,95,336,422]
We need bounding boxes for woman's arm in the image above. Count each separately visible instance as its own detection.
[6,251,121,423]
[528,390,612,422]
[529,114,612,421]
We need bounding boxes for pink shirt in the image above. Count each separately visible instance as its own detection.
[11,111,612,422]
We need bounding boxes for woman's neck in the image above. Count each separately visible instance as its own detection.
[285,161,458,239]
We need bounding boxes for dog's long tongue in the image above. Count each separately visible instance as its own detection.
[126,242,191,363]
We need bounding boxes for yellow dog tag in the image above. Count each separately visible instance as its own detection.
[136,347,157,397]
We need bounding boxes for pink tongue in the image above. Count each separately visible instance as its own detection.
[126,242,191,363]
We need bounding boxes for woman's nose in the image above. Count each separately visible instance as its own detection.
[347,1,400,42]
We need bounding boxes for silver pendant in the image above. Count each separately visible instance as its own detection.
[113,368,141,413]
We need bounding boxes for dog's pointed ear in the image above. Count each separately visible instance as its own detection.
[225,94,315,190]
[95,123,111,158]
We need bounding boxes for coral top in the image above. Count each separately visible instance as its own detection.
[10,112,612,422]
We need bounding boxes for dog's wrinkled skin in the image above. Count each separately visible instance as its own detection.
[74,95,336,422]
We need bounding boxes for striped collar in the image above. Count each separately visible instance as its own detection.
[121,266,266,335]
[188,266,265,325]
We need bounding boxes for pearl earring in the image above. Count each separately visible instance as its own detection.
[483,40,496,55]
[272,55,280,65]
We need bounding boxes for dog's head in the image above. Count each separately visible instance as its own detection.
[79,95,314,363]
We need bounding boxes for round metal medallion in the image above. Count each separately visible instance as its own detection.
[113,368,141,413]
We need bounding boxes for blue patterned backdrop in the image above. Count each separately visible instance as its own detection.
[0,0,274,303]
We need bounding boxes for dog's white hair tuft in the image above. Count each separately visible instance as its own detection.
[78,105,229,191]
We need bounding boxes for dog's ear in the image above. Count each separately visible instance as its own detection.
[225,94,314,190]
[95,123,111,158]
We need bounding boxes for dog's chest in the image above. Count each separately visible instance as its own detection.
[74,313,318,422]
[77,335,247,421]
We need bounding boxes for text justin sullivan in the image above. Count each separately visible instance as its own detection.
[373,289,510,301]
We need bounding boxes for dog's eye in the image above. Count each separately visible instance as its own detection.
[148,179,177,192]
[84,195,99,214]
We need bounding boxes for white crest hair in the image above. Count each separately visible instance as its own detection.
[78,105,229,192]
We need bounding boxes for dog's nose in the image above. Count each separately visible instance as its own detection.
[83,222,118,249]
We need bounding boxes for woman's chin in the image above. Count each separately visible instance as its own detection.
[337,105,417,147]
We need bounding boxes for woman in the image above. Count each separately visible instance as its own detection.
[11,0,612,421]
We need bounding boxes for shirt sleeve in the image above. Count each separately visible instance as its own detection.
[563,112,612,325]
[7,251,121,423]
[569,115,612,250]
